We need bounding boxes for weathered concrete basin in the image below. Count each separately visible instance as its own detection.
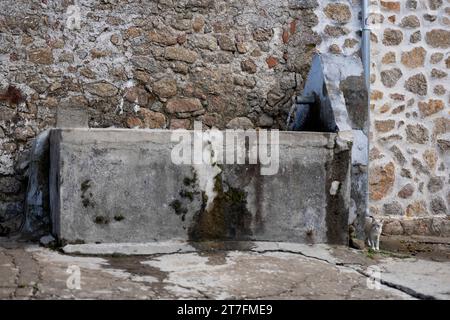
[49,128,352,245]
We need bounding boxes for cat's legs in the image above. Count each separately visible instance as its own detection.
[375,236,380,251]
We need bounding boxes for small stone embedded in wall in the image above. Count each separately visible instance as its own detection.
[371,90,384,100]
[412,157,431,175]
[266,56,278,68]
[410,31,421,44]
[401,47,426,68]
[383,29,403,46]
[164,46,198,63]
[147,29,178,46]
[404,73,428,95]
[418,99,444,117]
[153,78,178,99]
[324,25,350,37]
[389,145,406,165]
[430,197,447,215]
[425,29,450,48]
[328,44,342,54]
[375,120,396,132]
[383,201,404,215]
[428,0,443,10]
[258,114,274,127]
[398,184,415,199]
[406,201,428,216]
[85,81,118,97]
[166,98,203,114]
[241,59,257,74]
[400,15,421,28]
[126,116,143,128]
[423,14,437,22]
[125,87,151,106]
[380,1,401,12]
[192,16,204,32]
[433,85,446,95]
[140,109,166,129]
[226,117,254,130]
[391,104,405,114]
[390,93,405,101]
[217,35,236,52]
[406,124,430,144]
[252,28,273,42]
[387,15,396,23]
[324,3,351,23]
[382,52,396,64]
[381,68,403,88]
[427,176,444,193]
[28,47,54,65]
[343,38,359,48]
[369,162,395,201]
[406,0,418,10]
[430,52,444,63]
[430,69,448,79]
[170,119,190,130]
[423,149,437,170]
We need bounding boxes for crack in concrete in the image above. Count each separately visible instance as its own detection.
[248,248,433,300]
[350,267,436,300]
[29,252,42,297]
[4,243,443,300]
[2,251,19,298]
[70,245,434,300]
[250,248,334,264]
[168,283,212,299]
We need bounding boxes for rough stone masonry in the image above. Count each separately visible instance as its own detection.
[370,0,450,235]
[0,0,324,236]
[0,0,366,238]
[2,0,446,239]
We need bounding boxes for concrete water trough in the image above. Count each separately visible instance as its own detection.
[48,128,352,245]
[22,54,364,246]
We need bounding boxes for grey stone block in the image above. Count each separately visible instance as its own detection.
[49,128,351,244]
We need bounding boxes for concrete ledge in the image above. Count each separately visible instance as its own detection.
[62,241,338,263]
[49,128,352,245]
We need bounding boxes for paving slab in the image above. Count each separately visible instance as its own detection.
[3,238,450,300]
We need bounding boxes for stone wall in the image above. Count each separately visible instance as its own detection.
[370,0,450,233]
[0,0,325,235]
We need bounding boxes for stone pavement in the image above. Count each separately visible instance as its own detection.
[0,237,449,300]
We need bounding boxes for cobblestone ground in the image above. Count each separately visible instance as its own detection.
[1,237,449,300]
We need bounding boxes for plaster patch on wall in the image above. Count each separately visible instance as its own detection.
[192,129,223,212]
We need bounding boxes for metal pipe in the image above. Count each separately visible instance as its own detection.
[361,0,371,232]
[361,0,370,90]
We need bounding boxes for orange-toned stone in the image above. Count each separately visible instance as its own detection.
[375,120,395,132]
[282,29,289,44]
[406,201,428,217]
[371,90,384,100]
[290,19,297,34]
[266,56,278,68]
[418,99,444,117]
[380,1,400,11]
[126,116,143,128]
[170,118,190,129]
[369,162,395,200]
[140,109,166,128]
